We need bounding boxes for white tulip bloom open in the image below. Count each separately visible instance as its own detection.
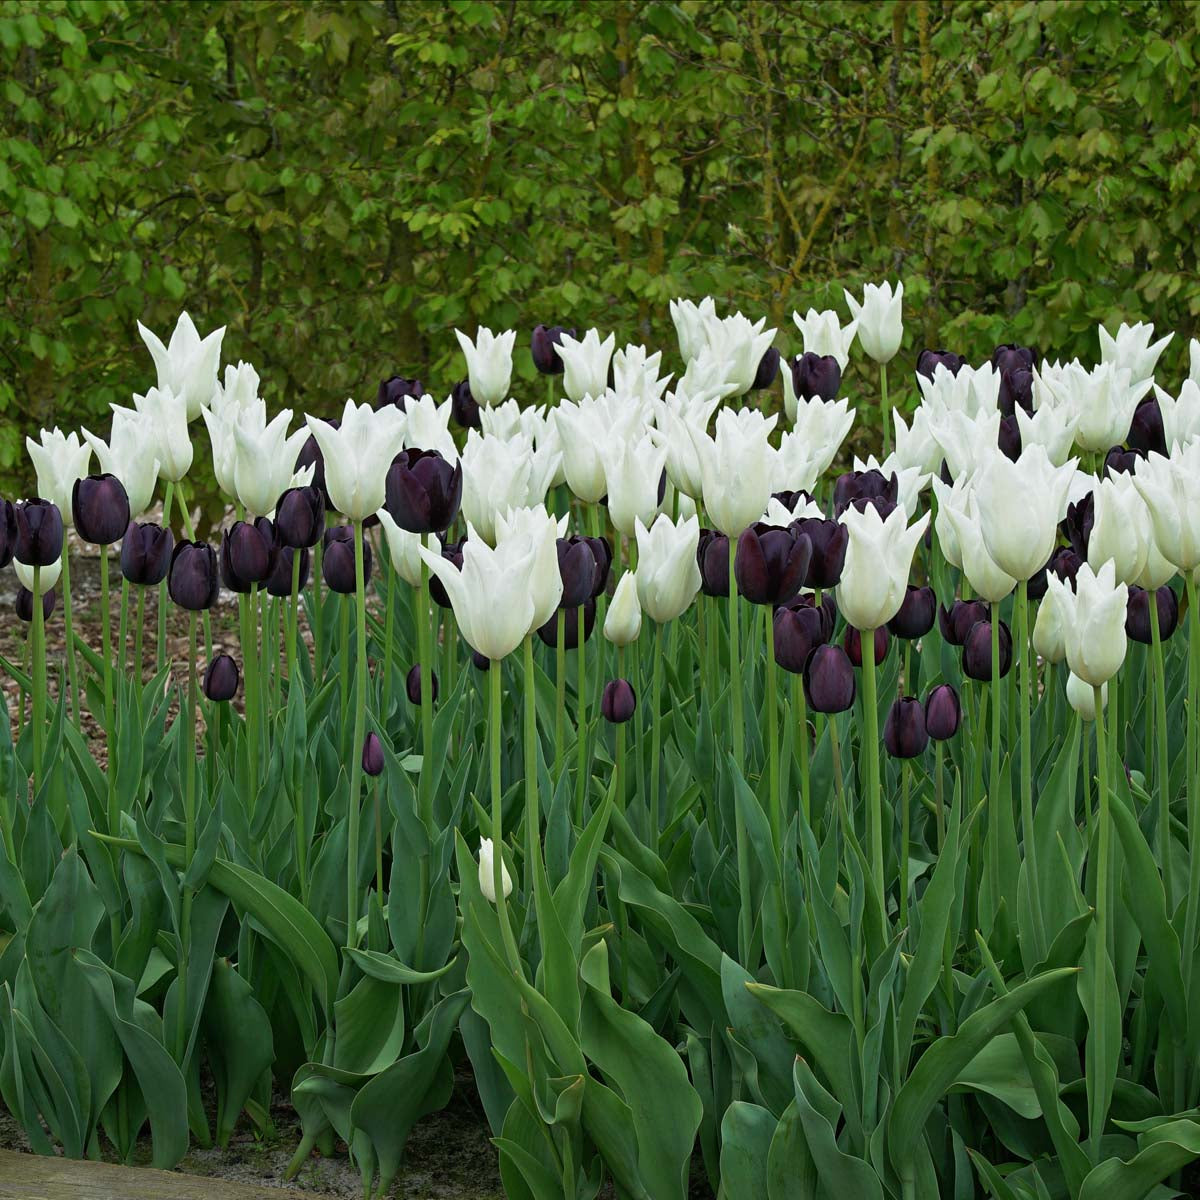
[83,410,160,519]
[670,296,717,363]
[917,361,1000,420]
[1046,559,1128,687]
[634,513,702,624]
[137,311,225,421]
[1152,381,1200,452]
[690,407,777,537]
[783,392,855,474]
[553,399,610,504]
[1088,473,1150,585]
[558,328,616,402]
[1099,320,1173,386]
[454,327,515,408]
[126,386,193,483]
[16,555,61,594]
[939,488,1016,602]
[1133,442,1200,573]
[843,280,903,364]
[493,505,565,632]
[892,408,942,477]
[1014,401,1079,467]
[699,311,776,396]
[836,503,930,630]
[26,428,92,519]
[604,433,667,538]
[792,307,857,369]
[232,409,311,517]
[403,393,459,462]
[305,399,407,521]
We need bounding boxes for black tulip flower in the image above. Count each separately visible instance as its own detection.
[222,518,278,593]
[203,654,240,702]
[844,624,890,668]
[362,731,385,777]
[735,524,812,606]
[884,696,929,758]
[275,485,326,549]
[15,586,55,623]
[385,448,463,534]
[889,585,936,639]
[794,517,849,589]
[601,678,637,724]
[1104,445,1142,477]
[804,644,857,713]
[168,541,219,611]
[377,375,423,410]
[121,521,174,586]
[1048,546,1082,588]
[537,597,597,650]
[751,347,781,391]
[773,489,815,513]
[833,469,898,518]
[322,525,371,594]
[72,473,130,545]
[962,618,1012,681]
[773,604,826,674]
[406,664,438,706]
[939,598,988,647]
[267,545,309,597]
[295,417,338,506]
[451,379,481,429]
[698,529,731,597]
[0,500,16,569]
[15,499,64,566]
[558,535,610,608]
[997,366,1034,418]
[917,349,967,379]
[1126,585,1179,644]
[924,684,962,740]
[992,343,1036,374]
[997,414,1022,461]
[1127,395,1166,457]
[531,325,574,375]
[1027,560,1050,601]
[1064,493,1094,558]
[471,649,490,671]
[791,352,841,401]
[428,538,464,608]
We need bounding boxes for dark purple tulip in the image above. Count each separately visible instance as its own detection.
[0,500,16,569]
[557,535,611,607]
[888,585,936,639]
[385,448,463,534]
[451,379,481,429]
[276,485,326,549]
[997,367,1034,418]
[601,678,637,724]
[794,518,848,589]
[222,519,278,592]
[698,529,731,598]
[751,347,781,391]
[735,524,812,606]
[1104,445,1142,477]
[295,417,338,507]
[362,731,385,776]
[203,654,240,702]
[121,521,173,586]
[844,625,890,668]
[884,696,929,758]
[322,525,372,594]
[992,344,1036,375]
[168,541,219,611]
[15,499,63,566]
[1027,560,1050,601]
[1064,493,1094,558]
[939,598,988,646]
[772,489,814,513]
[791,352,841,401]
[1048,547,1082,588]
[924,684,962,740]
[773,604,825,674]
[406,664,438,705]
[537,598,596,650]
[531,325,574,375]
[15,586,54,623]
[72,473,130,545]
[266,545,309,597]
[962,619,1012,681]
[1126,585,1179,644]
[804,644,856,713]
[833,469,897,518]
[1127,396,1166,456]
[998,415,1022,461]
[377,375,422,410]
[471,649,490,671]
[917,349,967,379]
[429,538,464,608]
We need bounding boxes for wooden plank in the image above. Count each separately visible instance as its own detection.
[0,1149,325,1199]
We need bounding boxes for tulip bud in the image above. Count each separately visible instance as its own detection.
[15,498,64,567]
[773,604,825,674]
[697,529,731,598]
[1048,547,1082,588]
[267,545,309,597]
[844,624,890,668]
[1127,395,1166,456]
[322,525,372,594]
[992,343,1036,375]
[15,586,55,623]
[1066,671,1107,722]
[997,415,1022,461]
[794,518,848,589]
[531,325,574,375]
[997,366,1034,417]
[295,417,337,507]
[0,500,17,569]
[72,473,130,545]
[450,379,481,429]
[275,485,326,549]
[888,585,936,640]
[938,598,987,646]
[832,469,897,518]
[884,696,929,758]
[384,448,463,534]
[203,654,240,701]
[537,598,596,650]
[804,644,856,713]
[478,838,512,903]
[604,572,642,647]
[406,664,438,705]
[222,519,278,593]
[376,375,422,410]
[120,521,174,586]
[1064,493,1094,558]
[558,535,610,608]
[357,732,384,778]
[751,347,781,391]
[962,618,1013,681]
[1104,446,1141,477]
[916,348,967,379]
[168,541,219,611]
[471,649,490,671]
[601,678,637,724]
[790,352,841,401]
[428,539,464,608]
[924,684,962,740]
[1126,585,1179,644]
[1027,560,1050,601]
[735,524,812,606]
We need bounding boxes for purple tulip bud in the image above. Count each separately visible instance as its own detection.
[1126,585,1179,644]
[1064,493,1094,558]
[276,485,326,549]
[773,604,825,674]
[406,663,438,705]
[222,518,278,592]
[15,586,54,623]
[295,417,338,507]
[997,414,1022,461]
[992,344,1036,374]
[844,624,890,668]
[997,366,1034,418]
[0,500,17,569]
[888,585,936,640]
[377,375,422,411]
[169,541,220,611]
[15,499,63,567]
[557,535,611,607]
[537,598,597,650]
[916,349,967,379]
[203,654,240,702]
[1127,396,1166,457]
[751,347,781,391]
[362,731,385,776]
[793,517,848,589]
[790,352,841,401]
[322,525,371,594]
[924,684,962,740]
[471,649,490,671]
[428,538,463,608]
[962,619,1012,681]
[939,598,988,647]
[833,469,897,518]
[267,545,309,597]
[1048,546,1082,588]
[451,379,481,429]
[735,524,812,606]
[72,473,130,545]
[697,529,731,598]
[121,521,173,586]
[884,696,929,758]
[804,644,856,713]
[1104,445,1142,477]
[531,325,574,375]
[601,678,637,724]
[385,448,463,534]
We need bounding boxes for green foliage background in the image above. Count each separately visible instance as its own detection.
[4,0,1200,487]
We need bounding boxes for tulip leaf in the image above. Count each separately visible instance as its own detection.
[344,947,457,985]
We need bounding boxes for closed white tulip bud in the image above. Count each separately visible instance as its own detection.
[1137,537,1176,591]
[478,838,512,904]
[604,433,667,538]
[1066,672,1107,722]
[15,555,61,594]
[493,505,565,632]
[458,431,530,545]
[604,571,642,647]
[928,409,1001,481]
[792,307,857,370]
[843,280,903,364]
[305,399,407,521]
[212,361,261,416]
[1046,559,1128,686]
[25,428,92,519]
[83,410,161,519]
[699,311,776,396]
[232,408,311,518]
[1133,443,1200,573]
[1098,320,1173,386]
[634,514,702,625]
[1152,381,1200,452]
[892,408,942,477]
[454,327,516,408]
[137,311,225,421]
[1087,474,1149,585]
[552,399,609,503]
[670,296,717,363]
[375,510,436,587]
[558,328,616,402]
[939,489,1016,603]
[127,386,193,483]
[931,476,965,571]
[836,503,930,630]
[403,393,458,463]
[690,407,777,537]
[1032,586,1068,664]
[1015,402,1078,467]
[781,389,855,474]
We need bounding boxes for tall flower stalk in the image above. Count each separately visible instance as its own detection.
[345,519,368,948]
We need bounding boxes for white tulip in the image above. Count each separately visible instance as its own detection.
[137,311,225,420]
[843,281,903,364]
[232,409,311,517]
[1087,473,1150,585]
[1152,381,1200,452]
[1032,586,1068,664]
[792,307,858,370]
[1132,442,1200,572]
[83,410,160,519]
[928,408,1001,481]
[558,329,616,402]
[454,327,516,408]
[783,392,855,473]
[930,475,966,571]
[939,488,1016,602]
[126,386,193,482]
[493,505,566,632]
[478,398,524,441]
[212,361,261,416]
[1015,401,1078,466]
[403,393,458,461]
[1066,672,1107,722]
[917,361,1000,420]
[892,408,942,477]
[1137,536,1176,591]
[553,399,609,503]
[15,555,61,594]
[201,400,253,498]
[25,428,91,518]
[670,296,717,363]
[652,390,721,500]
[604,433,667,538]
[305,399,407,521]
[836,503,930,630]
[459,431,533,545]
[1190,338,1200,387]
[613,344,671,407]
[634,514,702,624]
[375,509,437,587]
[1099,320,1173,386]
[690,407,778,537]
[1046,559,1128,686]
[699,311,776,396]
[676,344,739,404]
[604,571,642,647]
[772,431,825,496]
[477,838,512,903]
[1039,360,1150,452]
[761,493,822,526]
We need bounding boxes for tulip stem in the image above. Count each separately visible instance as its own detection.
[134,586,145,685]
[1091,681,1113,1160]
[175,611,199,1066]
[765,608,781,846]
[880,362,891,457]
[576,605,588,820]
[30,564,45,794]
[287,550,301,684]
[650,621,664,841]
[346,518,369,948]
[616,644,627,812]
[793,675,810,827]
[117,575,130,684]
[417,560,435,830]
[1148,597,1172,901]
[490,657,521,972]
[59,546,80,726]
[861,625,884,914]
[900,762,910,927]
[1182,574,1200,1013]
[99,547,117,835]
[728,540,752,960]
[313,538,325,680]
[555,614,566,771]
[247,583,262,807]
[987,605,1002,924]
[1017,580,1046,962]
[523,634,539,875]
[157,481,173,673]
[935,740,945,851]
[382,564,394,709]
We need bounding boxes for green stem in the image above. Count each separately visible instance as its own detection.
[880,361,891,457]
[862,624,883,909]
[313,538,325,680]
[382,562,395,709]
[176,612,199,1064]
[346,520,368,948]
[134,586,145,685]
[417,561,435,829]
[59,546,80,725]
[616,644,627,812]
[988,604,1002,921]
[650,621,664,840]
[765,608,780,846]
[490,658,522,971]
[576,604,588,820]
[794,675,810,826]
[99,548,116,833]
[286,550,301,684]
[523,634,539,882]
[31,563,45,793]
[935,740,945,851]
[1182,575,1200,999]
[1017,581,1045,961]
[555,612,566,770]
[1149,596,1172,902]
[157,481,173,673]
[900,763,910,927]
[728,539,752,960]
[1091,681,1112,1160]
